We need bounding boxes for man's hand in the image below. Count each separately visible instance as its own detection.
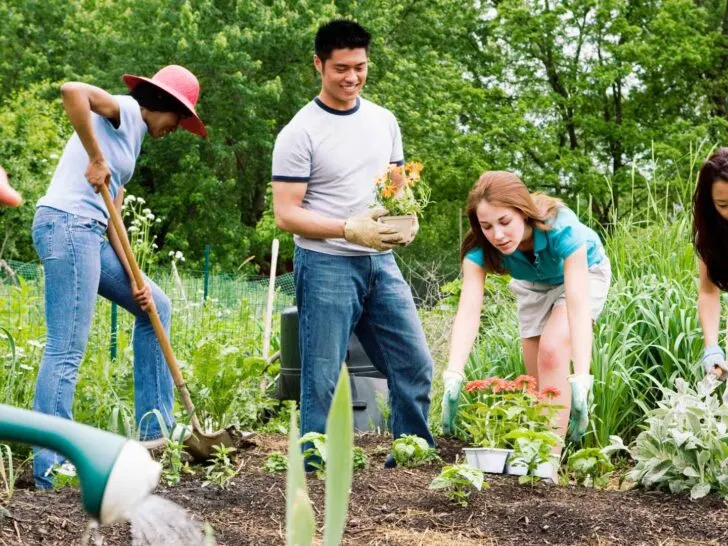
[85,157,111,193]
[441,369,464,436]
[344,207,405,251]
[132,280,153,311]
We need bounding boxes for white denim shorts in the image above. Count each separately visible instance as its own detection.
[509,256,612,338]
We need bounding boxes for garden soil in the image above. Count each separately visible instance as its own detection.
[2,434,727,545]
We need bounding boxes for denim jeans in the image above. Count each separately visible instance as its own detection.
[31,206,174,488]
[294,246,434,449]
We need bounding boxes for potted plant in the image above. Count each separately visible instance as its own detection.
[458,376,562,474]
[373,161,430,245]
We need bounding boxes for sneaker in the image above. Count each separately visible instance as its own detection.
[139,436,167,450]
[384,454,397,469]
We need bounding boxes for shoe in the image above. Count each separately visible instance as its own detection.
[384,454,397,469]
[139,424,192,450]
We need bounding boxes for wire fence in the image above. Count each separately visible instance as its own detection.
[0,259,297,360]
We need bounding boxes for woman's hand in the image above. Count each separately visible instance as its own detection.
[132,281,153,311]
[85,157,111,192]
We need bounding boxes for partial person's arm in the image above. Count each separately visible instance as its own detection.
[563,245,592,375]
[698,259,721,347]
[272,182,403,250]
[697,259,726,376]
[272,182,346,239]
[106,187,152,310]
[60,82,120,191]
[446,259,487,374]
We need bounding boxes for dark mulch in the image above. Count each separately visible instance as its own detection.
[2,433,727,545]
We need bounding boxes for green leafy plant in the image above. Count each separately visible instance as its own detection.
[504,428,561,485]
[50,462,80,490]
[373,162,430,216]
[161,437,195,487]
[203,445,239,490]
[299,432,328,477]
[286,366,354,546]
[264,451,288,473]
[352,447,368,471]
[429,464,488,507]
[392,434,440,467]
[459,376,563,449]
[604,377,728,500]
[567,448,614,487]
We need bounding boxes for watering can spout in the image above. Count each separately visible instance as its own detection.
[0,404,161,524]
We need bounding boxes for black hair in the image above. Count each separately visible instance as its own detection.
[314,19,371,62]
[693,147,728,290]
[129,82,190,117]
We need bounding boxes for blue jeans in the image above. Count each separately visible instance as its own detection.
[294,246,434,448]
[31,206,174,488]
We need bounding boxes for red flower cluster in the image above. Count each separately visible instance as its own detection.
[540,385,561,400]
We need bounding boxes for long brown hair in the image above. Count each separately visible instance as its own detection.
[461,171,562,273]
[693,148,728,290]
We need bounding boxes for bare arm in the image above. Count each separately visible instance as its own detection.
[563,245,592,375]
[698,259,721,347]
[60,82,120,190]
[446,259,487,374]
[272,181,346,239]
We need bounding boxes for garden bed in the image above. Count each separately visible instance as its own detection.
[2,434,727,545]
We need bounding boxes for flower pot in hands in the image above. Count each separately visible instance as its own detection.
[378,215,418,246]
[463,447,510,474]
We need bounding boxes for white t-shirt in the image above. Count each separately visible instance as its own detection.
[272,96,404,255]
[38,95,148,224]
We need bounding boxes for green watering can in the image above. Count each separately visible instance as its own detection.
[0,404,161,524]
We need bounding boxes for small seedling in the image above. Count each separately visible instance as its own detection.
[392,435,440,467]
[567,447,614,487]
[264,451,288,473]
[353,447,368,471]
[300,432,327,477]
[161,437,195,486]
[203,445,238,489]
[430,464,488,506]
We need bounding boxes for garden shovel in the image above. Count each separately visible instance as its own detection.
[99,185,235,461]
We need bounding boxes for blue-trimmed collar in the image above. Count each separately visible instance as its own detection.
[314,96,361,116]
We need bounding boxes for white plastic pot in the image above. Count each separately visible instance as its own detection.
[463,447,511,473]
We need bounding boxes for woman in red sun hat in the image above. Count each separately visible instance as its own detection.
[30,65,206,489]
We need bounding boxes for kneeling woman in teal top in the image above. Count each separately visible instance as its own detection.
[441,171,612,444]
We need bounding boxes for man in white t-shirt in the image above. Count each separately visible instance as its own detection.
[272,19,435,467]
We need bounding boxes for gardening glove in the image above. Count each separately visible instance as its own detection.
[343,207,405,251]
[441,369,464,436]
[568,374,593,443]
[702,344,728,380]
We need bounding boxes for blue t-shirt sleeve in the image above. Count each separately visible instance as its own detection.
[549,208,587,259]
[464,247,485,267]
[271,125,312,182]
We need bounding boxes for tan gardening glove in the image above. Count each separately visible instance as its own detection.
[344,207,405,251]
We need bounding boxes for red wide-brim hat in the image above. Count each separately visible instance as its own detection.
[123,65,207,138]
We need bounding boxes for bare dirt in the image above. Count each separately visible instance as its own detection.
[2,434,727,545]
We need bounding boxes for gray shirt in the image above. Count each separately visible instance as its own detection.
[272,96,404,255]
[37,95,148,224]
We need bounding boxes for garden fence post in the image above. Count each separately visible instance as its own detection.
[110,303,118,361]
[203,244,211,302]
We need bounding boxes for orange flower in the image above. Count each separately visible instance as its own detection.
[541,386,561,399]
[465,380,489,393]
[514,374,537,392]
[380,184,396,199]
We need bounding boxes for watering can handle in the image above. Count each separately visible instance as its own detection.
[99,185,198,420]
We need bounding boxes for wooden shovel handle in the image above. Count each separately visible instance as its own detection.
[99,185,196,417]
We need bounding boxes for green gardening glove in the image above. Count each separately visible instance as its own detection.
[441,370,464,436]
[568,374,594,443]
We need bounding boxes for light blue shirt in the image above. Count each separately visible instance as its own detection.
[37,95,148,225]
[465,207,605,285]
